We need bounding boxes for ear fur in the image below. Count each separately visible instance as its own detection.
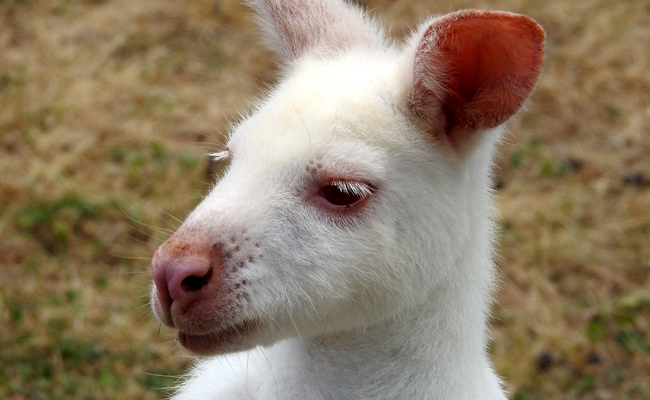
[246,0,385,62]
[407,10,545,150]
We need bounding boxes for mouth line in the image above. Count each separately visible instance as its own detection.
[178,320,258,355]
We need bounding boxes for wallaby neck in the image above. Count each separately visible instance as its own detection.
[271,281,505,400]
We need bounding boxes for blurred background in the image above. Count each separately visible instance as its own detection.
[0,0,649,399]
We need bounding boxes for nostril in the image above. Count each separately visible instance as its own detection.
[181,267,213,293]
[161,256,215,300]
[152,236,223,300]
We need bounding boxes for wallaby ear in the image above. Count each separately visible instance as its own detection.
[407,10,545,150]
[247,0,384,62]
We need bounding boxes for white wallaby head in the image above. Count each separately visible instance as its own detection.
[151,0,544,361]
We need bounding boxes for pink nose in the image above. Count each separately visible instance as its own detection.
[151,235,217,303]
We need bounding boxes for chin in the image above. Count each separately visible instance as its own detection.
[176,319,261,355]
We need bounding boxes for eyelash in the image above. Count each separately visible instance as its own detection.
[208,149,230,162]
[328,181,374,197]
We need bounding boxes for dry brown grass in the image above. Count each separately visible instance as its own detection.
[0,0,648,399]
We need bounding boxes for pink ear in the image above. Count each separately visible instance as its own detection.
[408,10,545,149]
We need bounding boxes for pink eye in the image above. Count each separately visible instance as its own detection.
[316,181,375,208]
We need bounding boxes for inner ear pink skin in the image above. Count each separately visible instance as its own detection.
[410,10,545,150]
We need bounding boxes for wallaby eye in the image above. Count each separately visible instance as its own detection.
[319,185,361,206]
[316,181,374,208]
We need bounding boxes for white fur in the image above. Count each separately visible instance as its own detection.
[151,2,543,399]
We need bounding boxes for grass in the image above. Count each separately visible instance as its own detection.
[1,0,649,398]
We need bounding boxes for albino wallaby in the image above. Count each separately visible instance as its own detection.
[151,0,545,398]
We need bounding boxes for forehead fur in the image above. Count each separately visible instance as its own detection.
[228,50,414,166]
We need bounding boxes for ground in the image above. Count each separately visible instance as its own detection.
[0,0,649,399]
